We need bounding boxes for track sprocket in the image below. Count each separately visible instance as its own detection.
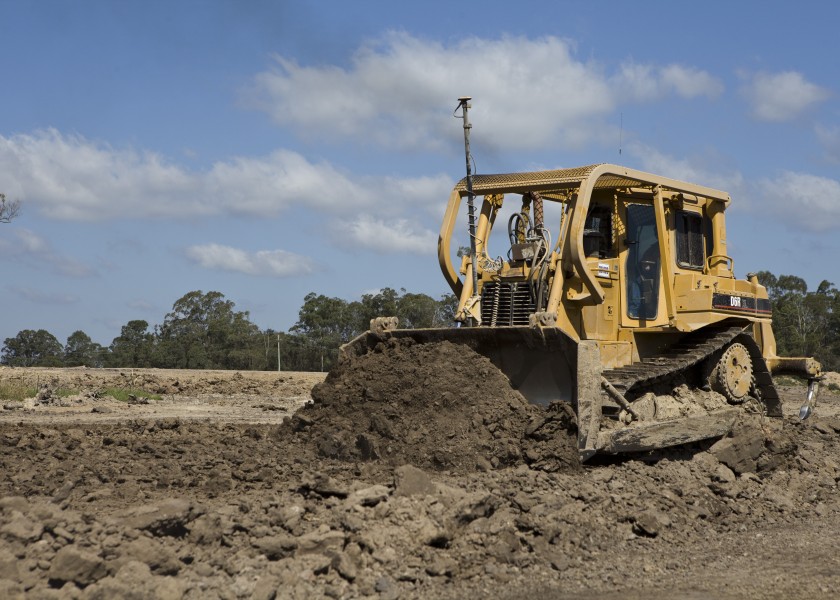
[708,342,753,404]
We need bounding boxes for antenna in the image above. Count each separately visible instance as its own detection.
[455,96,479,301]
[619,112,623,156]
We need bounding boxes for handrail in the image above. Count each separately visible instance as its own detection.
[706,254,733,273]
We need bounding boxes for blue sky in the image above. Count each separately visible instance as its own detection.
[1,1,839,347]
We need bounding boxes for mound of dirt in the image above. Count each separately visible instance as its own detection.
[286,338,580,474]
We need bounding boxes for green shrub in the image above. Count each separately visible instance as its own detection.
[101,387,162,402]
[773,374,805,386]
[0,383,38,402]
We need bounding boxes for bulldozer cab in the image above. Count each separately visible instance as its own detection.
[437,165,747,343]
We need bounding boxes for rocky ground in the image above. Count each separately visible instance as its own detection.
[0,347,839,599]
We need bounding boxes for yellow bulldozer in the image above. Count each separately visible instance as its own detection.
[343,98,821,461]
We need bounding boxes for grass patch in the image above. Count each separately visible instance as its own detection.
[827,382,840,394]
[0,385,80,402]
[774,374,808,387]
[0,383,38,402]
[102,387,162,402]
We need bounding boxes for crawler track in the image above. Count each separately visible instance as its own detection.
[601,320,782,416]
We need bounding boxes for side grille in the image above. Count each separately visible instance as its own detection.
[480,282,535,326]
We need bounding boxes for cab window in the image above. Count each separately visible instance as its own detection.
[583,205,613,259]
[626,204,660,320]
[675,211,704,270]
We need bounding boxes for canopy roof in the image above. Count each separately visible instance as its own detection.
[455,163,731,204]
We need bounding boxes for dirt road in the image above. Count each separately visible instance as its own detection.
[1,353,839,599]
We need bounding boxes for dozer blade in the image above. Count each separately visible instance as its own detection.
[595,408,740,454]
[341,326,754,462]
[344,325,612,460]
[341,326,578,406]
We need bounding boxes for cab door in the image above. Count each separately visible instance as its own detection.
[619,201,668,328]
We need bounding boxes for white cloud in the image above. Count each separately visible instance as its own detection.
[371,173,454,218]
[612,63,723,102]
[627,143,744,195]
[816,124,840,164]
[742,71,830,122]
[8,286,78,305]
[185,243,319,277]
[0,129,198,220]
[0,129,359,220]
[606,144,840,233]
[0,228,94,277]
[245,32,722,151]
[659,65,724,99]
[333,215,438,255]
[127,299,156,311]
[16,228,51,254]
[757,172,840,231]
[0,129,453,223]
[207,149,373,215]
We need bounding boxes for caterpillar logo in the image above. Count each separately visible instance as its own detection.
[712,293,771,315]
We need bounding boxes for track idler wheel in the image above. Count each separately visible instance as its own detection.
[708,342,754,404]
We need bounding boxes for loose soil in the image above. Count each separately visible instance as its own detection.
[0,347,839,599]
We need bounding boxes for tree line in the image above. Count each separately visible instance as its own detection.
[1,288,457,372]
[3,271,837,372]
[756,272,840,372]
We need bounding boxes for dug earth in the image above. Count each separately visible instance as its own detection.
[1,345,840,599]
